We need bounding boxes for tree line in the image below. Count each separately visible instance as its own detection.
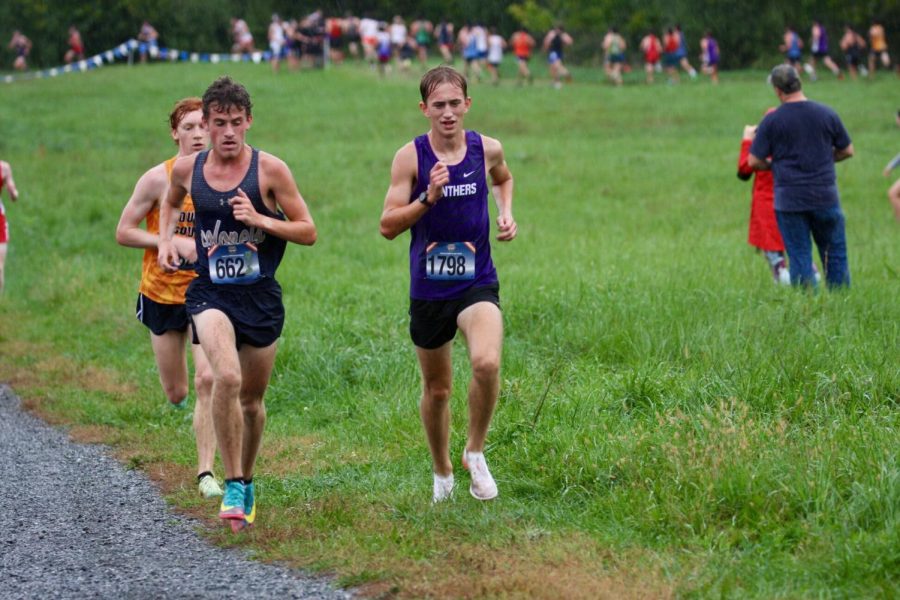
[2,0,898,69]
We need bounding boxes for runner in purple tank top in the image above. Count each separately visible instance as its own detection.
[380,66,517,503]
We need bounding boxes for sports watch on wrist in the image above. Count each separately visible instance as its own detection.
[417,191,433,207]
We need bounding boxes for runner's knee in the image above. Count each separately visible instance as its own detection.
[471,353,500,383]
[213,370,242,395]
[423,381,451,404]
[240,396,265,419]
[194,368,214,398]
[162,381,189,404]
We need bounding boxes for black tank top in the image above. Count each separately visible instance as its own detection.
[190,148,286,285]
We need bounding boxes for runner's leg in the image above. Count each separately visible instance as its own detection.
[456,301,502,453]
[415,341,454,476]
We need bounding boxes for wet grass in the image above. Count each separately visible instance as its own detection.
[0,61,898,597]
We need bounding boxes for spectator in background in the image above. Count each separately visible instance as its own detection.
[748,65,854,288]
[639,30,662,84]
[511,27,535,85]
[390,15,407,60]
[780,25,803,71]
[326,15,345,65]
[269,14,286,72]
[807,19,842,80]
[436,18,455,63]
[8,30,31,71]
[883,110,900,221]
[663,27,681,83]
[459,23,482,82]
[359,14,379,66]
[343,13,361,60]
[230,17,254,53]
[700,30,719,84]
[543,24,573,89]
[486,27,506,85]
[412,16,433,65]
[602,27,627,86]
[675,24,698,79]
[64,25,84,64]
[868,19,891,75]
[840,24,866,79]
[137,21,159,63]
[738,110,791,284]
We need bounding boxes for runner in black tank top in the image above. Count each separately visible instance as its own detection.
[158,77,317,533]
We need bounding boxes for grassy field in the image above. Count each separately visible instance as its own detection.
[0,60,898,598]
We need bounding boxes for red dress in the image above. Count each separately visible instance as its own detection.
[737,139,784,252]
[0,169,7,244]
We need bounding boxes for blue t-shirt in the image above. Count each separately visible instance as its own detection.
[750,100,851,212]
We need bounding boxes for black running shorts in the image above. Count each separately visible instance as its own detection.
[185,277,285,348]
[409,285,500,350]
[136,293,190,336]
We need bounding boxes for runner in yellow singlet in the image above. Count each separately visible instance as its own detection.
[868,20,891,75]
[115,98,223,499]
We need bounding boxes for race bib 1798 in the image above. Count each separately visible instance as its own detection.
[425,242,475,281]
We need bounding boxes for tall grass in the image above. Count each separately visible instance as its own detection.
[0,62,898,597]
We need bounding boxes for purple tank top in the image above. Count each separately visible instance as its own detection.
[814,26,829,54]
[190,148,286,284]
[409,131,498,300]
[707,38,719,63]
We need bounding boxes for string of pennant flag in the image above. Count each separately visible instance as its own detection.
[3,39,289,84]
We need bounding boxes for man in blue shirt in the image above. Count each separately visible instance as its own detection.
[748,64,854,287]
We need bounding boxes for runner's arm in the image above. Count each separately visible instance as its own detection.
[0,161,18,202]
[237,153,316,246]
[484,136,516,242]
[380,143,446,240]
[157,156,191,272]
[884,152,900,176]
[115,164,167,249]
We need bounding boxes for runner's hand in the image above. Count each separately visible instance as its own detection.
[497,214,517,241]
[230,188,260,227]
[173,236,197,264]
[428,162,450,204]
[157,240,181,273]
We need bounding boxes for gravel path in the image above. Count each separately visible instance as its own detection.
[0,385,352,600]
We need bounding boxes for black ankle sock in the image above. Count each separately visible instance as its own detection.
[225,477,244,485]
[197,471,213,482]
[243,477,253,485]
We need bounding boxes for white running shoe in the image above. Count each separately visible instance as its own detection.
[432,472,455,503]
[462,450,498,500]
[198,474,224,499]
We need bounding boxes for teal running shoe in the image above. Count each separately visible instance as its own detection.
[243,481,256,527]
[218,481,245,521]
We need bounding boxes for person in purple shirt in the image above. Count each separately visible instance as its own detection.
[700,30,719,84]
[807,19,842,80]
[748,65,854,288]
[380,66,517,503]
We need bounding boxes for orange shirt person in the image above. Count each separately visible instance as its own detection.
[115,98,223,500]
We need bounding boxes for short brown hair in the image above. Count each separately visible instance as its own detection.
[419,66,467,102]
[169,97,202,132]
[202,76,253,118]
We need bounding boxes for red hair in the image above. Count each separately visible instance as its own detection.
[168,97,202,135]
